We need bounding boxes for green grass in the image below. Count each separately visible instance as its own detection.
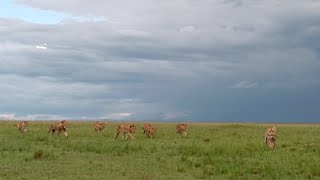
[1,121,320,179]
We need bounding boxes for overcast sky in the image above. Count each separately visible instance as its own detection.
[0,0,319,122]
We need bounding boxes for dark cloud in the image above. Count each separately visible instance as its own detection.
[1,1,320,121]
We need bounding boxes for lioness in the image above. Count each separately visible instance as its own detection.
[142,123,152,134]
[145,126,157,139]
[115,124,136,140]
[142,123,157,138]
[15,120,28,133]
[264,126,276,149]
[48,120,68,138]
[94,121,105,132]
[176,123,188,136]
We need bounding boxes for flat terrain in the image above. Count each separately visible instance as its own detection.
[1,121,320,179]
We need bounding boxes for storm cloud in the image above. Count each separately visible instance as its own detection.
[1,0,320,122]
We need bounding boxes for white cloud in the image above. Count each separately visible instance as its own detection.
[229,81,259,88]
[35,43,47,49]
[0,113,16,120]
[35,46,47,49]
[101,112,133,120]
[16,114,69,120]
[117,113,132,117]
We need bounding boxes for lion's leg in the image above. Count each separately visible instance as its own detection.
[123,132,129,140]
[18,127,23,133]
[49,129,54,135]
[63,130,68,138]
[127,132,135,140]
[115,130,121,139]
[270,139,275,149]
[268,140,274,149]
[148,131,153,138]
[265,137,268,147]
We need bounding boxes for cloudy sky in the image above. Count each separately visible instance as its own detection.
[0,0,319,122]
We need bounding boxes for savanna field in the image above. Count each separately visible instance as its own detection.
[1,121,320,180]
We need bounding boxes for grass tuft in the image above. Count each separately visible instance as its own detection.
[33,149,44,160]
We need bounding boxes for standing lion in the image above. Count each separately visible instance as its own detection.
[115,124,136,140]
[48,120,68,138]
[264,126,276,149]
[15,120,29,133]
[94,121,105,132]
[142,123,152,134]
[145,126,157,139]
[142,123,157,138]
[176,123,188,136]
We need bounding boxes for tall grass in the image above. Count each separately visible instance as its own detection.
[0,121,319,179]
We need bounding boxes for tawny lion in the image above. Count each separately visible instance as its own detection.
[176,123,188,136]
[264,126,276,149]
[145,126,157,139]
[142,123,157,138]
[48,120,68,138]
[94,121,105,132]
[15,120,29,133]
[115,124,136,140]
[142,123,153,134]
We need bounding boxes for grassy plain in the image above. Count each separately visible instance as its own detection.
[0,121,320,179]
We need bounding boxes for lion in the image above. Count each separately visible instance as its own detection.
[142,123,157,138]
[264,126,276,149]
[176,123,188,136]
[48,120,68,138]
[142,123,152,134]
[94,121,105,132]
[115,123,136,140]
[145,126,157,139]
[15,120,28,133]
